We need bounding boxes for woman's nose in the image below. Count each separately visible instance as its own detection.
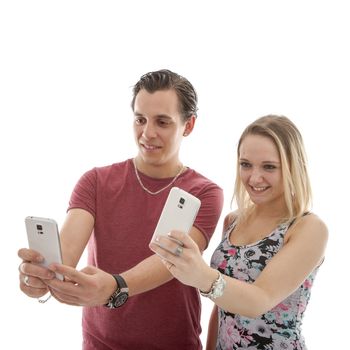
[249,168,263,183]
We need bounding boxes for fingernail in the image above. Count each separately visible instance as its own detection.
[19,263,25,273]
[36,256,44,263]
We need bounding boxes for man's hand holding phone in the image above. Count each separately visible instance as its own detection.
[18,248,56,299]
[19,216,64,300]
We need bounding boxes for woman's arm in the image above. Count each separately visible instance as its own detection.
[124,225,207,296]
[150,214,328,318]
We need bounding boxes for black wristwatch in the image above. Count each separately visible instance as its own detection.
[105,274,129,309]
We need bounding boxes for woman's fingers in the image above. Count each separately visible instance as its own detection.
[168,230,197,249]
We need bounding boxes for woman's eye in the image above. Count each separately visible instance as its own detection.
[240,162,251,168]
[264,164,276,170]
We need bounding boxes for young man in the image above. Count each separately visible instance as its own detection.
[18,69,223,349]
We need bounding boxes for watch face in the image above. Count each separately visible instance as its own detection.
[105,276,129,309]
[114,292,128,308]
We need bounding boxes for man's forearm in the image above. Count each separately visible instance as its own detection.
[121,254,173,297]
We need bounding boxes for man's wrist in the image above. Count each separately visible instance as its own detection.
[105,274,129,308]
[104,274,118,304]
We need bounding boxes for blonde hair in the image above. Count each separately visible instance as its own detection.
[233,115,312,223]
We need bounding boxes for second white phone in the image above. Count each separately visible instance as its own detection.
[151,187,201,242]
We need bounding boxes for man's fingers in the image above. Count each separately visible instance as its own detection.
[49,287,81,306]
[20,274,48,289]
[19,275,49,298]
[80,265,99,275]
[18,248,43,262]
[20,286,49,298]
[49,264,88,284]
[19,262,55,280]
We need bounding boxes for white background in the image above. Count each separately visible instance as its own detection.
[1,1,348,349]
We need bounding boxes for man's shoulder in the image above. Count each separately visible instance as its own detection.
[78,159,131,185]
[180,168,223,209]
[93,159,131,174]
[184,167,222,191]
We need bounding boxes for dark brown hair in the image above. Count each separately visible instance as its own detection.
[131,69,198,122]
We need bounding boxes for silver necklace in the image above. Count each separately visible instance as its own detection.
[133,158,185,195]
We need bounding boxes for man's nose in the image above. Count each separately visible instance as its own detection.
[142,122,157,139]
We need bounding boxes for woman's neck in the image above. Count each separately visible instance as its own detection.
[249,201,288,222]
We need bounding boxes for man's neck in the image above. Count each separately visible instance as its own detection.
[133,156,184,179]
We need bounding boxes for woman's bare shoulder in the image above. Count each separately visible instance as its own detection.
[289,212,328,241]
[223,210,239,231]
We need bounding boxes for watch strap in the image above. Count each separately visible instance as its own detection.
[112,274,128,292]
[200,271,226,300]
[104,274,129,309]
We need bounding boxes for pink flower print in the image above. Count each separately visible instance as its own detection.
[303,279,312,289]
[219,259,228,269]
[228,248,237,255]
[211,250,226,268]
[240,334,254,348]
[230,327,241,345]
[220,318,239,349]
[298,301,306,314]
[276,302,289,311]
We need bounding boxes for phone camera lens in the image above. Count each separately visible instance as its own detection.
[179,197,185,205]
[36,224,43,230]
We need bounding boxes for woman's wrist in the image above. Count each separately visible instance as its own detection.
[199,269,227,300]
[199,268,220,293]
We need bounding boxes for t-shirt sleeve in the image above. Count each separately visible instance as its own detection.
[194,184,224,249]
[67,168,97,218]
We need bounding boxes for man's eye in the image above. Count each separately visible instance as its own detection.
[158,120,171,127]
[135,118,145,125]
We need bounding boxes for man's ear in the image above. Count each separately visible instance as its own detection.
[183,115,196,136]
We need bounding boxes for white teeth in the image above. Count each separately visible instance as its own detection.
[143,144,158,150]
[252,186,267,192]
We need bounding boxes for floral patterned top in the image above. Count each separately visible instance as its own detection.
[210,219,319,350]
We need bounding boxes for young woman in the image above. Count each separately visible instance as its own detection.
[151,115,328,349]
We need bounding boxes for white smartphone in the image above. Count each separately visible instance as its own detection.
[150,187,201,243]
[25,216,64,280]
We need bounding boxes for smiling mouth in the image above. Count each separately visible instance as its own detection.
[250,186,269,192]
[141,143,161,150]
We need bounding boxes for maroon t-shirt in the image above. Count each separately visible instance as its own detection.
[68,159,223,350]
